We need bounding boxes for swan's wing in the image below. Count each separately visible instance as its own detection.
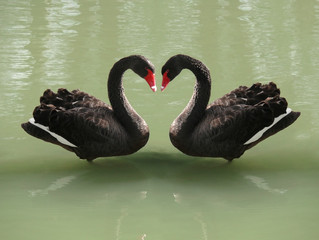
[211,82,281,107]
[31,105,119,148]
[203,105,255,142]
[39,89,110,109]
[205,96,288,144]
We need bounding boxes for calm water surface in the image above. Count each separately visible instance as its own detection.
[1,0,319,239]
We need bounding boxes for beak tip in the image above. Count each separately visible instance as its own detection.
[151,86,157,92]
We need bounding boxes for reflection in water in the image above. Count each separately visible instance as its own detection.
[115,208,128,240]
[313,0,319,69]
[244,175,287,194]
[282,1,319,135]
[29,175,76,196]
[78,0,107,84]
[307,0,319,134]
[173,192,182,203]
[88,0,103,35]
[117,0,152,56]
[86,0,104,49]
[0,1,33,120]
[139,190,148,200]
[238,0,252,12]
[0,3,33,84]
[116,0,201,57]
[238,0,279,81]
[161,0,201,57]
[41,0,80,86]
[168,100,184,106]
[238,1,319,136]
[283,1,300,77]
[140,233,147,240]
[194,212,208,240]
[216,0,230,23]
[212,0,239,83]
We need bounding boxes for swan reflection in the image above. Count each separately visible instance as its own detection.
[41,0,80,86]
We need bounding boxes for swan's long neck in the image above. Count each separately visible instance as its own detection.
[108,58,147,136]
[171,58,211,137]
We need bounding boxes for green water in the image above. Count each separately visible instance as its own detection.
[1,0,319,239]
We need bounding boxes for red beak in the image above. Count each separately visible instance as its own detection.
[144,69,157,92]
[161,70,170,91]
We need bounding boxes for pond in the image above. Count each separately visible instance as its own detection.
[0,0,318,239]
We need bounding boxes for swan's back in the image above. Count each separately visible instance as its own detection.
[188,82,300,160]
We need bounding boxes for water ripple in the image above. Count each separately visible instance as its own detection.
[29,175,76,197]
[244,175,287,194]
[0,1,33,121]
[40,0,81,86]
[238,0,279,80]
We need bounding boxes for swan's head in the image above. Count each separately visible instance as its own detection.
[161,54,186,91]
[131,55,157,92]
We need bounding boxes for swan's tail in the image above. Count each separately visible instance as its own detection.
[233,82,300,146]
[243,88,301,147]
[244,108,300,145]
[21,120,76,152]
[21,90,79,150]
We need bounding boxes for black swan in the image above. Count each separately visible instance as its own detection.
[21,55,156,161]
[161,54,300,160]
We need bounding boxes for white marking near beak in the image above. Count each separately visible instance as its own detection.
[28,118,77,148]
[244,108,292,145]
[151,85,157,92]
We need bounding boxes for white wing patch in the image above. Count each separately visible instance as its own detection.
[28,118,77,148]
[244,108,292,145]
